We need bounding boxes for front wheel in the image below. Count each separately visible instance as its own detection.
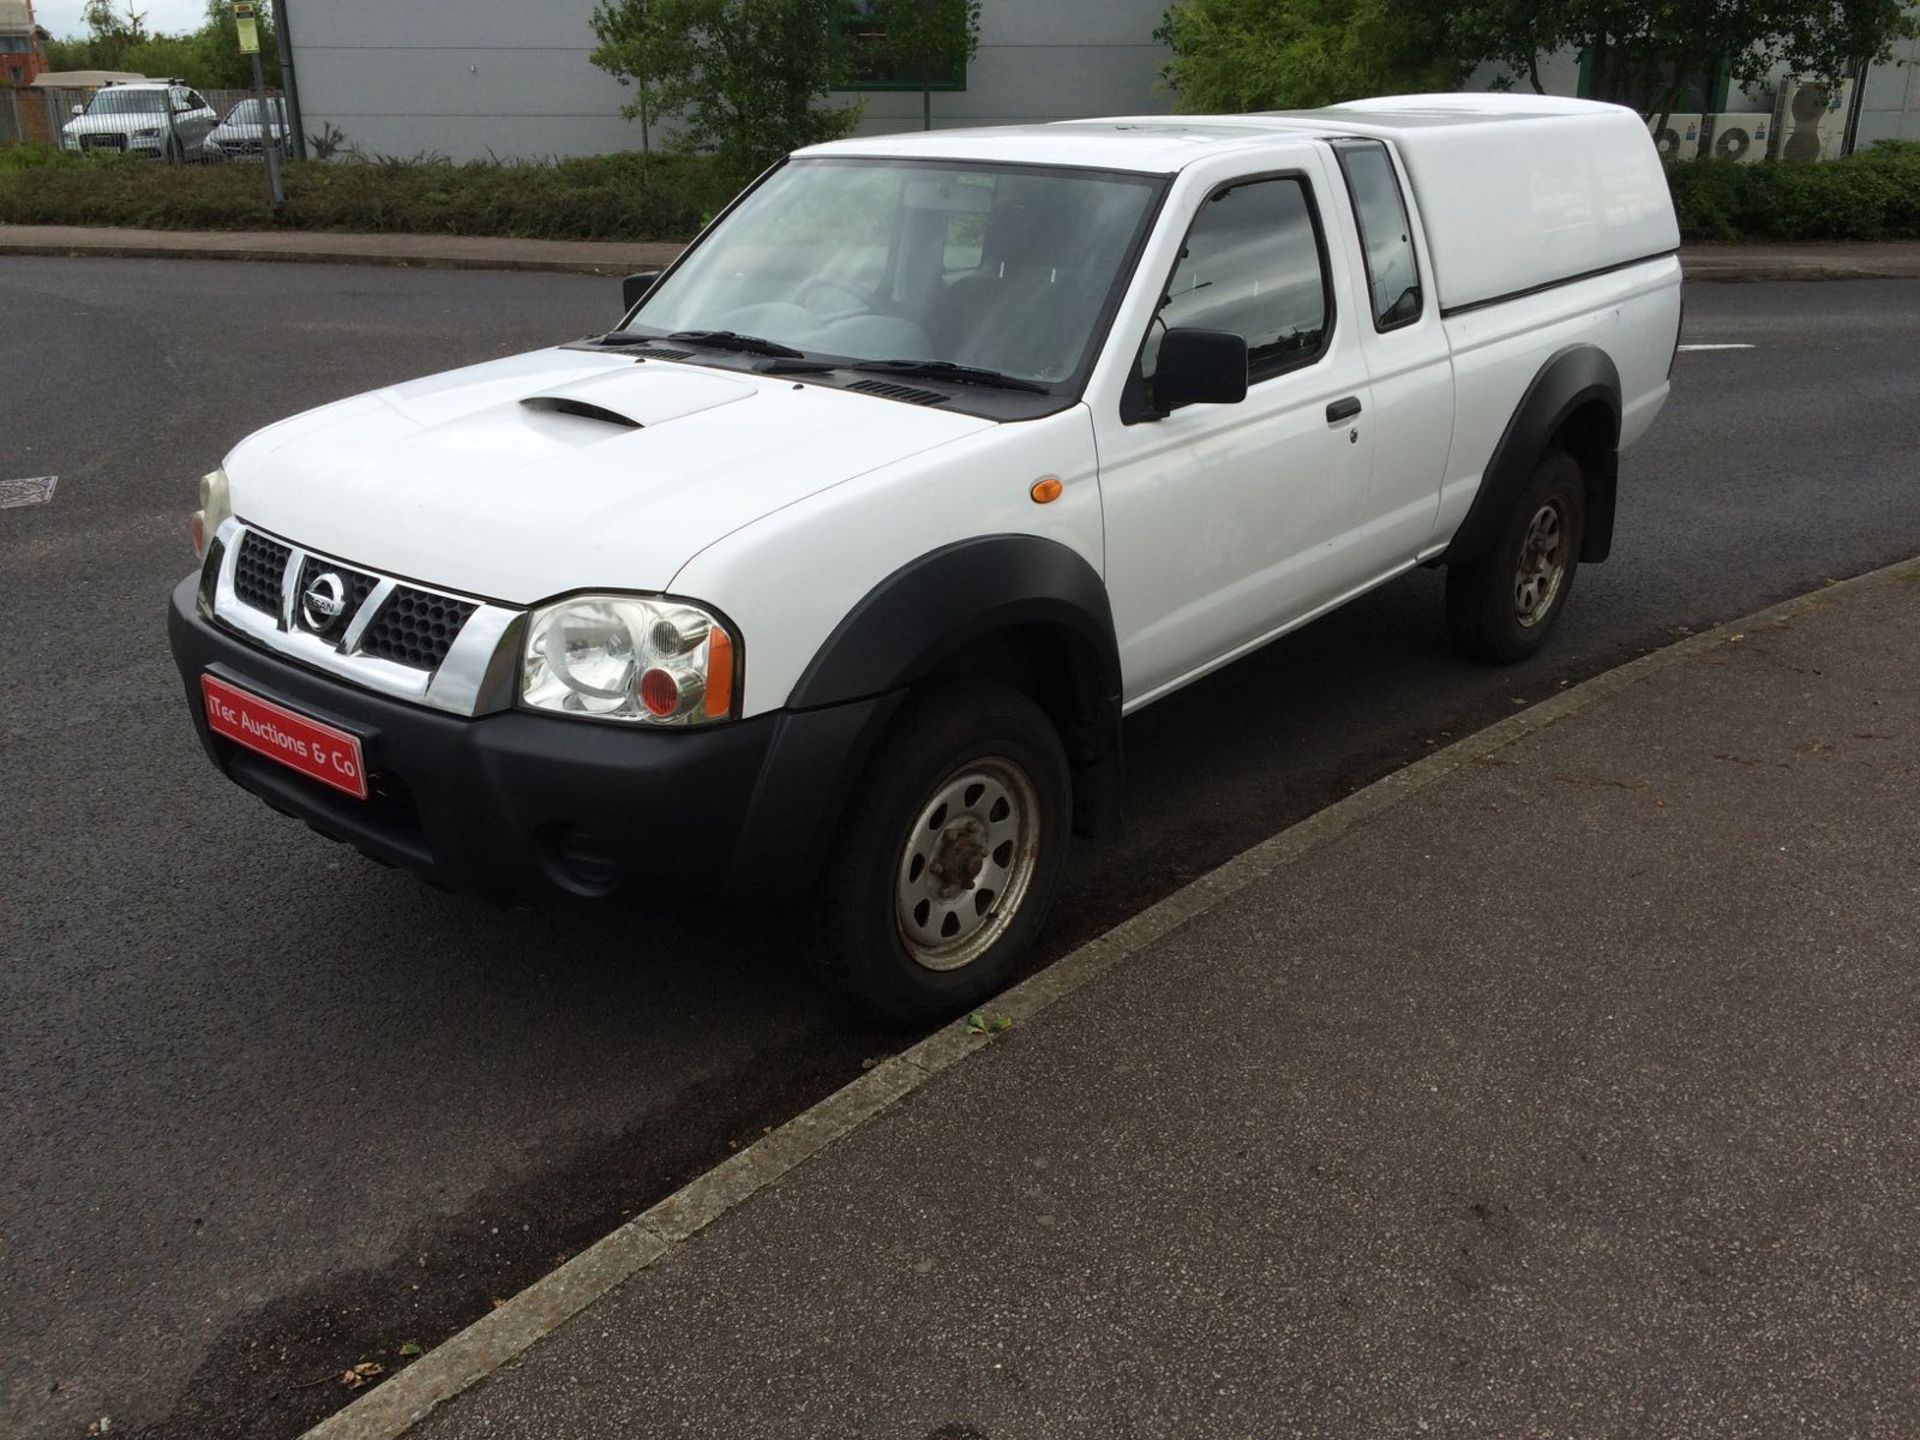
[816,684,1070,1026]
[1445,448,1586,664]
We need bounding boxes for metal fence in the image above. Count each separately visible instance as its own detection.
[1,86,278,156]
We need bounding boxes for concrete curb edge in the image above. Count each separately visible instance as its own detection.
[0,239,681,276]
[300,554,1920,1440]
[7,236,1920,284]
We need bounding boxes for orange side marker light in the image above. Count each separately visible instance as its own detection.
[704,626,735,718]
[1030,476,1064,505]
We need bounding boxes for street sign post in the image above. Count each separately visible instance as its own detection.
[234,2,285,218]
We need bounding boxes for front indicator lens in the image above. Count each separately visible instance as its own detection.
[522,596,738,725]
[192,468,231,560]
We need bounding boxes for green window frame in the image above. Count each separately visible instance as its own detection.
[1576,46,1731,113]
[841,2,969,92]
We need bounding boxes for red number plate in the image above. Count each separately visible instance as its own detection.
[200,674,369,801]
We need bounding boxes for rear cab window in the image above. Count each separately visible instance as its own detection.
[1332,139,1423,330]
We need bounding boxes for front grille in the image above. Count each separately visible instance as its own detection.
[80,133,127,151]
[292,555,379,638]
[233,531,292,614]
[358,586,479,671]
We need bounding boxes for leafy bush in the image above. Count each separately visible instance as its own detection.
[1667,144,1920,242]
[5,136,1917,249]
[0,145,100,174]
[0,149,735,241]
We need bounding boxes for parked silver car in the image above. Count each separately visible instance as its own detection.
[204,96,292,162]
[61,81,217,161]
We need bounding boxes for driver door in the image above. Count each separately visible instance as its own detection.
[1094,162,1378,707]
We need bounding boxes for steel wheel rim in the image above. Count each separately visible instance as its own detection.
[894,756,1041,973]
[1513,499,1568,628]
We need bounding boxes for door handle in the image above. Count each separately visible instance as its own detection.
[1326,396,1362,424]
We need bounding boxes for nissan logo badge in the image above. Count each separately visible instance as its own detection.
[301,571,348,633]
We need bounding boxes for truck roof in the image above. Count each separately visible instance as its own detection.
[807,94,1638,173]
[808,94,1679,316]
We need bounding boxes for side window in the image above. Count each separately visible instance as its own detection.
[186,90,209,113]
[1335,140,1422,330]
[1142,176,1330,386]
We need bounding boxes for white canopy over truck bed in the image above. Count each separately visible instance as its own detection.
[1262,94,1680,314]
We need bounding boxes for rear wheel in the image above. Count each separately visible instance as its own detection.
[816,684,1070,1026]
[1446,448,1586,664]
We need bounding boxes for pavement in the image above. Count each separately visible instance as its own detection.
[7,264,1920,1440]
[331,557,1920,1440]
[5,223,1920,281]
[0,224,684,274]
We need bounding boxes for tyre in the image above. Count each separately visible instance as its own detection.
[1446,447,1586,663]
[817,683,1071,1026]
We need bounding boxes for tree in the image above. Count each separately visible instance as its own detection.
[590,0,860,179]
[79,0,147,69]
[1155,0,1466,113]
[41,0,279,87]
[869,0,980,130]
[1447,0,1920,127]
[188,0,281,88]
[589,0,688,157]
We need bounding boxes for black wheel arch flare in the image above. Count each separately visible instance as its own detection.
[787,535,1125,841]
[1443,344,1624,567]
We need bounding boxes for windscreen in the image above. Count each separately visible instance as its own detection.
[225,98,285,126]
[630,158,1161,387]
[86,89,167,116]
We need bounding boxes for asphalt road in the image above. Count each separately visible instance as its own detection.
[3,262,1918,1440]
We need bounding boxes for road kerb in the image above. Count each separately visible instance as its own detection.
[7,229,1920,284]
[300,555,1920,1440]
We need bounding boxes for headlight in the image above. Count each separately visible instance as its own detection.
[134,126,160,139]
[192,468,231,560]
[522,596,738,725]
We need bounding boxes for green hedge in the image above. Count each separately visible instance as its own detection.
[0,148,736,242]
[5,138,1919,247]
[1667,141,1920,242]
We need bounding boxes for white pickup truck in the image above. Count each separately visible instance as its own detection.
[170,94,1682,1022]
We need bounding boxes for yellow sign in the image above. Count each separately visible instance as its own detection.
[234,2,259,54]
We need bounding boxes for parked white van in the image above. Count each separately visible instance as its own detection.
[170,95,1683,1022]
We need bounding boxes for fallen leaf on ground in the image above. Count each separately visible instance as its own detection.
[340,1362,385,1391]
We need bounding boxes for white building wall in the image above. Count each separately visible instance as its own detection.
[1855,29,1920,147]
[287,0,639,160]
[837,0,1170,133]
[288,0,1170,162]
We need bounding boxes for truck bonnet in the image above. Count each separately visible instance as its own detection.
[218,346,993,606]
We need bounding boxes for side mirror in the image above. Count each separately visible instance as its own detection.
[622,271,663,312]
[1153,328,1249,412]
[72,103,85,115]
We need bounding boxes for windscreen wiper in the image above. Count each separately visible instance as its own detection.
[847,359,1050,394]
[667,330,806,359]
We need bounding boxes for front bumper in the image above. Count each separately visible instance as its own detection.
[168,577,899,903]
